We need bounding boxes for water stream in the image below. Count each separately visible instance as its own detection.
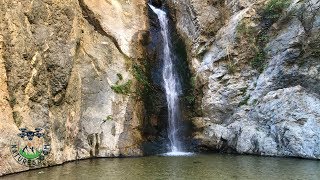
[149,4,191,155]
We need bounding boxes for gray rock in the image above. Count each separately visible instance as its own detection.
[171,0,320,159]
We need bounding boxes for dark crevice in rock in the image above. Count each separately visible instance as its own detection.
[78,0,129,59]
[148,0,162,7]
[95,133,100,156]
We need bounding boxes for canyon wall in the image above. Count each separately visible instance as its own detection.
[0,0,319,176]
[0,0,148,175]
[170,0,320,159]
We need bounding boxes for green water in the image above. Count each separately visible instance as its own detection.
[2,154,320,180]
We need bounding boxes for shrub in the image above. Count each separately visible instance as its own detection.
[251,50,266,73]
[226,62,236,74]
[111,80,132,95]
[263,0,290,21]
[132,64,150,88]
[239,95,250,107]
[185,95,196,105]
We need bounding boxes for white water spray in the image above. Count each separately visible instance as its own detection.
[149,4,192,156]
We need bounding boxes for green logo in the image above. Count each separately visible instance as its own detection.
[11,128,50,167]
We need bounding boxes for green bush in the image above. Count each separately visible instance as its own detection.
[236,21,266,73]
[226,62,236,74]
[111,80,132,95]
[264,0,290,21]
[185,95,195,105]
[236,22,257,40]
[239,95,250,107]
[133,64,150,88]
[251,50,266,73]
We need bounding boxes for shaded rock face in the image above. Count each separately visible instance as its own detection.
[0,0,148,176]
[141,1,195,154]
[169,0,320,158]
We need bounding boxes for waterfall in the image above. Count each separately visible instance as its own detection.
[149,4,192,156]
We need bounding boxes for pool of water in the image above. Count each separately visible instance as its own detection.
[2,154,320,180]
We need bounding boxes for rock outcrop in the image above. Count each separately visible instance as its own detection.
[0,0,319,176]
[0,0,148,176]
[169,0,320,159]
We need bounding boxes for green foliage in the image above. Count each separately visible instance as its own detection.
[226,62,236,74]
[183,76,197,106]
[236,21,267,73]
[190,76,196,88]
[111,80,132,95]
[252,99,258,105]
[185,95,196,105]
[258,34,269,42]
[131,62,159,115]
[235,0,291,74]
[106,115,113,120]
[236,20,246,34]
[239,95,250,107]
[236,21,258,52]
[251,50,266,73]
[103,115,113,123]
[133,64,151,88]
[238,87,250,107]
[250,27,269,73]
[239,87,248,95]
[237,22,254,37]
[236,14,273,73]
[264,0,290,21]
[132,63,155,101]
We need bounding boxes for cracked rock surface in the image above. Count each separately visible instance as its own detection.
[169,0,320,159]
[0,0,147,175]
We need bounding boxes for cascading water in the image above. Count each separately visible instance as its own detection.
[149,4,192,156]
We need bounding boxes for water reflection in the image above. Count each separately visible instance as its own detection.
[2,154,320,180]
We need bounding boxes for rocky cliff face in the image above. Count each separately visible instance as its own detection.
[0,0,319,176]
[0,0,148,175]
[169,0,320,159]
